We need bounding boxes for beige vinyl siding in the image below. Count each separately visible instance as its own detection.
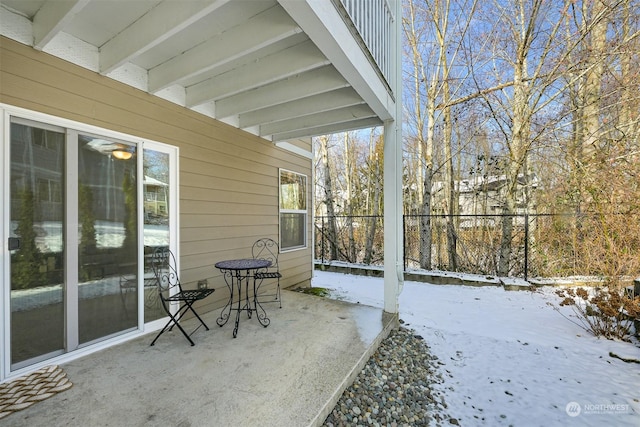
[1,36,313,313]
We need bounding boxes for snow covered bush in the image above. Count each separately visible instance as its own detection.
[555,285,640,341]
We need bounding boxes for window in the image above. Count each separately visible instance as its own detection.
[33,127,62,149]
[37,178,62,202]
[279,169,307,251]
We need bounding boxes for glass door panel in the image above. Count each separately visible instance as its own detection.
[143,148,170,323]
[77,135,138,344]
[5,115,176,372]
[10,121,65,368]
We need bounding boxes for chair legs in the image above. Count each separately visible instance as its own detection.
[274,279,282,309]
[150,301,210,346]
[254,277,282,309]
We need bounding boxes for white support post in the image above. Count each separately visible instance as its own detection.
[383,120,402,314]
[383,0,403,315]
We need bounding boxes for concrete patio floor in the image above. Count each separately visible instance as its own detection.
[4,289,396,427]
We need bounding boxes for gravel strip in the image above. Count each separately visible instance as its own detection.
[323,326,456,427]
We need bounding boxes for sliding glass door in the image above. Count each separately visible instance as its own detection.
[9,120,66,367]
[5,114,176,372]
[77,134,138,345]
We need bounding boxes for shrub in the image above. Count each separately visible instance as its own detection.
[554,284,640,341]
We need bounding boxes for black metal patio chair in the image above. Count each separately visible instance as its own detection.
[150,246,215,346]
[252,238,283,308]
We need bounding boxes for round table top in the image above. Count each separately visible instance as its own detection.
[215,258,271,270]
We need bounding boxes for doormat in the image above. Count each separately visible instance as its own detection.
[0,365,72,420]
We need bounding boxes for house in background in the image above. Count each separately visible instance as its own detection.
[432,173,538,227]
[143,175,168,221]
[0,0,402,381]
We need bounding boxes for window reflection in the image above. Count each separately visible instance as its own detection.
[10,122,65,366]
[77,135,138,344]
[143,149,170,322]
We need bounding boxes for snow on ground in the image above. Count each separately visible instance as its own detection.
[312,270,640,426]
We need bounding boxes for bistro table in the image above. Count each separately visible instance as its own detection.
[215,258,272,337]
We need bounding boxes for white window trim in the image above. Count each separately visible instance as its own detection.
[279,168,308,252]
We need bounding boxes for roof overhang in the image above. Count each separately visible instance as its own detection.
[0,0,395,144]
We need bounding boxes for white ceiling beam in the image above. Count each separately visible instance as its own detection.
[186,39,328,107]
[216,66,347,118]
[274,142,313,159]
[239,87,364,128]
[99,0,232,75]
[279,0,395,121]
[148,6,301,93]
[270,117,383,142]
[260,104,376,136]
[33,0,90,50]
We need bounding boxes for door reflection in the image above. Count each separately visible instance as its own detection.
[77,136,138,344]
[10,122,65,367]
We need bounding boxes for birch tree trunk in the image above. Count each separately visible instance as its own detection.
[364,134,382,264]
[344,133,357,262]
[405,0,434,269]
[619,0,638,146]
[498,0,536,276]
[319,135,339,260]
[441,61,458,270]
[581,0,608,159]
[567,0,609,218]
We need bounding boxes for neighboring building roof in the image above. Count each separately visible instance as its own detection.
[143,176,167,187]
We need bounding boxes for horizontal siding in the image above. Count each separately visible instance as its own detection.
[0,36,313,314]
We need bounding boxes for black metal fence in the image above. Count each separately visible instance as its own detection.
[314,213,640,280]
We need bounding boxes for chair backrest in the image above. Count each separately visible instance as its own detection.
[150,246,181,298]
[252,238,279,270]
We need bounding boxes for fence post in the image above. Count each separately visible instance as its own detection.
[403,214,407,270]
[321,216,325,264]
[524,213,529,281]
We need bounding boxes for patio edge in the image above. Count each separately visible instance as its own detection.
[308,310,399,427]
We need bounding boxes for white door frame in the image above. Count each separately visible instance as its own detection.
[1,104,179,382]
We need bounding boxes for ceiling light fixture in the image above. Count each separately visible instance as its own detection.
[112,149,133,160]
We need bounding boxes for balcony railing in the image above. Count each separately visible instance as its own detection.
[335,0,395,88]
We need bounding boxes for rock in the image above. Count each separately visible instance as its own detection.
[322,327,452,426]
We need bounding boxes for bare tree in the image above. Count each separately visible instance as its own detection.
[404,0,478,270]
[404,0,434,269]
[318,135,339,260]
[618,0,640,145]
[343,133,357,262]
[364,131,384,264]
[469,0,578,276]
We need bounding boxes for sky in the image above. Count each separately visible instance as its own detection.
[312,270,640,427]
